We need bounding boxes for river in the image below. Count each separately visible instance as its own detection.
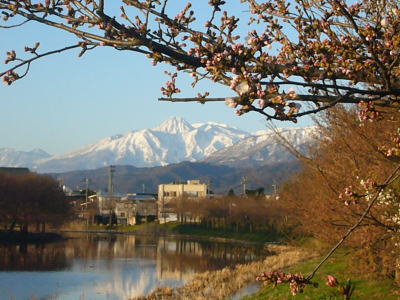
[0,232,268,300]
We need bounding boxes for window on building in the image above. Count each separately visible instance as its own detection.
[184,191,199,197]
[164,191,177,197]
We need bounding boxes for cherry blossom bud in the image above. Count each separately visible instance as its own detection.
[235,109,244,116]
[258,99,267,109]
[326,275,339,287]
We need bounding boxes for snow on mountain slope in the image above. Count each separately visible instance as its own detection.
[34,117,250,172]
[0,148,51,168]
[203,127,317,168]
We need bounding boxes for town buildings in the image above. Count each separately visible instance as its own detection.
[158,180,208,223]
[67,179,208,225]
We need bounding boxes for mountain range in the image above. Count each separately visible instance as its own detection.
[0,117,315,175]
[52,161,302,195]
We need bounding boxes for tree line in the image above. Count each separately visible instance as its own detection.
[170,191,281,235]
[0,173,71,234]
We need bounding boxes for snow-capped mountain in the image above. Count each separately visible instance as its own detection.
[0,148,51,168]
[203,127,316,168]
[32,117,249,173]
[0,117,316,173]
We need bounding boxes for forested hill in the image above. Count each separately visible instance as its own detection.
[51,161,301,195]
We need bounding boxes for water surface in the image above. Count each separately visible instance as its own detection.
[0,233,268,300]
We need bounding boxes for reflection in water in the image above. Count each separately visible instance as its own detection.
[0,233,268,300]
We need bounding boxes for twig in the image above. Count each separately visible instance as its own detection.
[0,44,81,78]
[0,19,30,28]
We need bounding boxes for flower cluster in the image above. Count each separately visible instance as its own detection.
[4,50,16,64]
[160,72,181,98]
[2,70,19,85]
[256,271,310,296]
[380,128,400,158]
[358,101,381,122]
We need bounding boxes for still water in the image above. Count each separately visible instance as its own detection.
[0,233,268,300]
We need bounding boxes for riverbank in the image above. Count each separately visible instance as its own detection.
[132,244,317,300]
[61,222,283,244]
[242,248,399,300]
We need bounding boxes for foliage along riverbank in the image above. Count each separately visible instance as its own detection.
[133,244,317,300]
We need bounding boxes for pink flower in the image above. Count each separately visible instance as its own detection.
[326,275,339,287]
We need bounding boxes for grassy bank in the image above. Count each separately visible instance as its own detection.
[63,222,283,244]
[242,248,398,300]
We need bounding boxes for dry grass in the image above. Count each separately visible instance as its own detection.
[133,245,317,300]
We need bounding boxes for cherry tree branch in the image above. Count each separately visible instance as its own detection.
[158,95,389,105]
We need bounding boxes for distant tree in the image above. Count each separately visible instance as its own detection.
[245,187,265,197]
[0,173,72,233]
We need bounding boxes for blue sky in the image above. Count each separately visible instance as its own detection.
[0,1,312,155]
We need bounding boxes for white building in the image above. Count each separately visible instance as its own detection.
[158,180,208,223]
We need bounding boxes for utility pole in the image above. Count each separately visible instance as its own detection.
[84,177,90,225]
[108,165,115,225]
[84,178,90,204]
[242,176,247,196]
[207,178,213,195]
[108,165,115,196]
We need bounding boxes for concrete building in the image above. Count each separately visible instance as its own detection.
[158,180,208,223]
[116,194,157,225]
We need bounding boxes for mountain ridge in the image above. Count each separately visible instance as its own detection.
[0,117,315,173]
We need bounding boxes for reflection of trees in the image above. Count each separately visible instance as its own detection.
[156,238,267,280]
[63,234,158,264]
[0,243,70,271]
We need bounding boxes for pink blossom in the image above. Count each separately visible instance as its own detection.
[326,275,339,287]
